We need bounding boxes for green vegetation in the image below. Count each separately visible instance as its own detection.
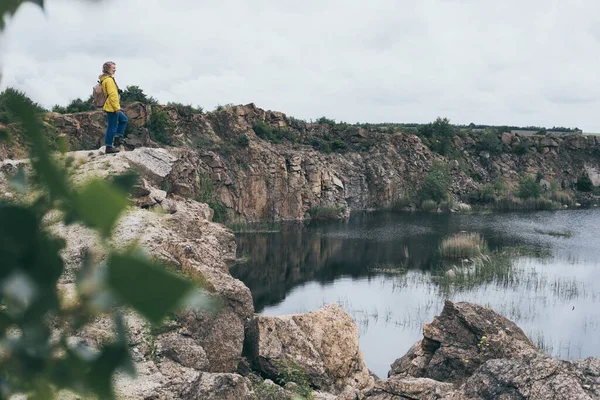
[476,128,503,155]
[274,360,314,399]
[0,84,206,399]
[145,109,174,145]
[440,232,488,259]
[576,173,593,192]
[421,199,438,212]
[167,102,204,117]
[252,120,295,144]
[0,88,47,125]
[52,96,94,114]
[307,205,346,220]
[315,116,336,126]
[197,172,228,223]
[517,175,542,199]
[120,85,159,105]
[419,160,451,203]
[418,117,454,156]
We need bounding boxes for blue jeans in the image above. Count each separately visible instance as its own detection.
[105,111,128,147]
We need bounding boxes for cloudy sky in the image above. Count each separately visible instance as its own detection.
[1,0,600,131]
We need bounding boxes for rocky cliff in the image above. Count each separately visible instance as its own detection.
[2,146,599,399]
[3,102,599,222]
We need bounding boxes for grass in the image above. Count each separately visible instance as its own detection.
[227,220,281,233]
[494,196,561,211]
[421,199,437,212]
[534,228,573,238]
[440,232,487,259]
[367,263,408,275]
[307,205,346,220]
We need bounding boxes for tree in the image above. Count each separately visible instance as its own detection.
[419,160,452,203]
[120,85,159,105]
[418,117,454,156]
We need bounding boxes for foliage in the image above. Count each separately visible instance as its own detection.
[145,109,174,145]
[167,102,204,117]
[274,360,314,399]
[576,174,593,192]
[307,205,346,220]
[120,85,159,105]
[418,117,454,156]
[516,175,542,199]
[252,120,293,144]
[236,135,249,147]
[0,87,204,399]
[0,87,47,124]
[196,172,228,223]
[494,196,560,211]
[476,128,502,155]
[52,96,94,114]
[315,116,336,126]
[214,103,234,112]
[419,160,451,203]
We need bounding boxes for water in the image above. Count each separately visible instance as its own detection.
[231,209,600,378]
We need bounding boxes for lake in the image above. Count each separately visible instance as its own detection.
[231,209,600,378]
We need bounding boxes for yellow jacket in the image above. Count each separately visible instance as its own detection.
[100,75,121,112]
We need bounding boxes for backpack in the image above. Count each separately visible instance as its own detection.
[92,81,106,108]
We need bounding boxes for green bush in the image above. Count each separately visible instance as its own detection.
[53,96,94,114]
[418,117,454,156]
[0,88,47,124]
[167,102,203,117]
[236,135,249,147]
[576,174,593,192]
[517,175,542,199]
[477,128,502,155]
[419,160,451,203]
[120,85,159,105]
[252,120,292,144]
[146,109,174,145]
[308,205,346,220]
[315,116,336,126]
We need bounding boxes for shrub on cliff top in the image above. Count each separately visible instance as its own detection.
[120,85,159,105]
[0,88,47,124]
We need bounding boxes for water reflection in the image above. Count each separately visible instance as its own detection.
[231,210,600,378]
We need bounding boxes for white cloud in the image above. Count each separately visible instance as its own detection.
[1,0,600,131]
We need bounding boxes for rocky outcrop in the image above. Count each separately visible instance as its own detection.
[0,147,255,399]
[29,103,599,222]
[245,303,374,395]
[369,300,600,400]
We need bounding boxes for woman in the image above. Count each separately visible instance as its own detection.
[100,61,128,154]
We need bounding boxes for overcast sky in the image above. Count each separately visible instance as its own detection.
[1,0,600,131]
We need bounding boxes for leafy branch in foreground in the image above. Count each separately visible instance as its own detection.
[0,72,210,399]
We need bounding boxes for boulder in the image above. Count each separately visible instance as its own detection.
[385,301,600,399]
[245,303,374,394]
[181,373,251,400]
[389,300,535,384]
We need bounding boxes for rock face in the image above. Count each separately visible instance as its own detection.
[245,303,374,395]
[376,300,600,400]
[0,148,255,399]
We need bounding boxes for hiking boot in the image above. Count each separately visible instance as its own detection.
[105,146,120,154]
[114,136,123,146]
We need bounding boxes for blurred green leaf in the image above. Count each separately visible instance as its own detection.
[107,254,194,324]
[74,179,129,238]
[85,343,129,400]
[109,170,139,194]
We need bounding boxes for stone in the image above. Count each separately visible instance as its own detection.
[157,332,208,370]
[181,373,251,400]
[245,303,374,394]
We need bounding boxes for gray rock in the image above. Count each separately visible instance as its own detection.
[181,372,251,400]
[245,303,373,394]
[158,332,208,370]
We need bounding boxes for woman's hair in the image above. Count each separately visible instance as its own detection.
[99,61,115,78]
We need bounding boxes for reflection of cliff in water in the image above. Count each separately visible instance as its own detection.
[231,214,452,312]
